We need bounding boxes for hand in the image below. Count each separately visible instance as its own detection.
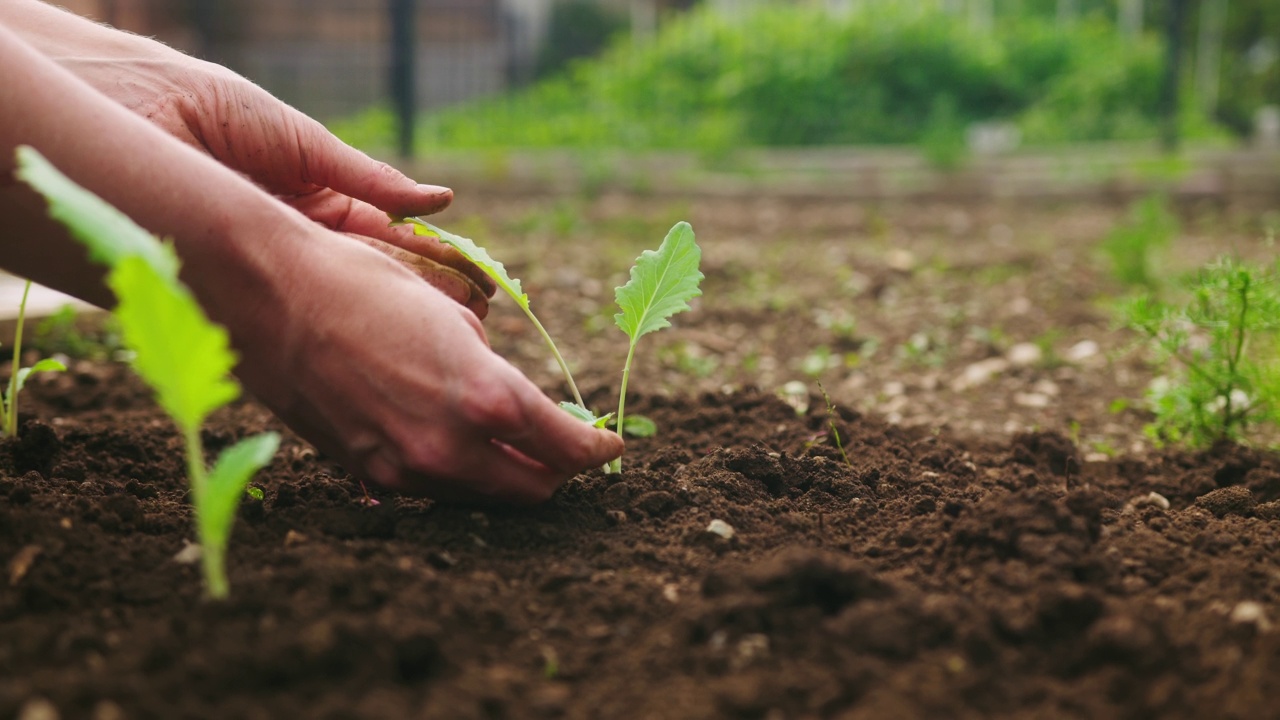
[53,36,496,316]
[224,225,625,503]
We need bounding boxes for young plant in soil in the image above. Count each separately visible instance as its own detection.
[2,280,67,437]
[396,218,703,472]
[15,146,280,599]
[1121,255,1280,447]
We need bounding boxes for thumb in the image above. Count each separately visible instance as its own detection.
[294,115,453,218]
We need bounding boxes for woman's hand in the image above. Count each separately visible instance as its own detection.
[0,0,495,317]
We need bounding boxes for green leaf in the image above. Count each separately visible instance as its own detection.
[13,146,180,280]
[9,358,67,405]
[399,217,528,307]
[108,257,240,433]
[197,432,280,557]
[621,414,657,438]
[615,221,704,341]
[560,401,612,428]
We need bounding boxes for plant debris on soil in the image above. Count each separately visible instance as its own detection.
[4,196,1280,719]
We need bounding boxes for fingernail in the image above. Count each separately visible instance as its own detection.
[416,183,452,197]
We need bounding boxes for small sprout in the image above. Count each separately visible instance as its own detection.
[393,218,702,475]
[2,281,67,437]
[246,486,265,501]
[817,382,852,467]
[610,221,704,472]
[16,146,279,600]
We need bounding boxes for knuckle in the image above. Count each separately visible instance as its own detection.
[458,381,529,435]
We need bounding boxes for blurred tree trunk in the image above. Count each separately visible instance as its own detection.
[1195,0,1228,114]
[1160,0,1189,152]
[1119,0,1143,37]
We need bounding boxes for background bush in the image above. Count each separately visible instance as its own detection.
[333,4,1185,152]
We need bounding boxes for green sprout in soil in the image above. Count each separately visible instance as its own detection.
[15,146,279,600]
[817,382,852,467]
[2,280,67,437]
[396,218,702,473]
[1120,256,1280,448]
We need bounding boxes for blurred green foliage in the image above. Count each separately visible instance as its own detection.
[334,4,1181,152]
[534,0,628,80]
[1101,194,1179,289]
[1121,257,1280,448]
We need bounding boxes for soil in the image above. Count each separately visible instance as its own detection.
[4,195,1280,720]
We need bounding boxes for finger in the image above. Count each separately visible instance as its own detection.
[287,190,497,298]
[292,114,454,218]
[355,236,491,320]
[490,385,626,477]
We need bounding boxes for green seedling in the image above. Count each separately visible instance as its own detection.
[817,382,852,467]
[396,218,702,473]
[396,218,588,412]
[2,280,67,437]
[15,146,279,599]
[1120,256,1280,448]
[610,221,704,471]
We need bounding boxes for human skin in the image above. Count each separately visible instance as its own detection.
[0,21,624,502]
[0,0,496,317]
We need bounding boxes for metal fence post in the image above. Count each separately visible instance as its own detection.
[390,0,416,158]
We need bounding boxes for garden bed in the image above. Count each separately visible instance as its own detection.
[3,195,1280,719]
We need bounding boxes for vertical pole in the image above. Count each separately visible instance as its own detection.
[1119,0,1143,39]
[1159,0,1189,153]
[1195,0,1228,116]
[390,0,416,159]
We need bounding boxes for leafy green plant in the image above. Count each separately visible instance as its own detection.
[1102,194,1178,289]
[15,146,279,599]
[397,218,702,473]
[2,280,67,437]
[1121,256,1280,448]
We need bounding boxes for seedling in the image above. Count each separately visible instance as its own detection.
[817,382,852,467]
[611,221,704,472]
[2,280,67,437]
[396,219,588,410]
[15,146,279,599]
[396,218,702,473]
[1120,256,1280,448]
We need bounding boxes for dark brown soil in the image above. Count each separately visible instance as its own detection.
[4,196,1280,719]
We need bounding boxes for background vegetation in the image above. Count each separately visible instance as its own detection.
[331,1,1268,154]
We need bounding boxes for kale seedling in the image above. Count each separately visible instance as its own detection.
[2,280,67,437]
[1121,256,1280,448]
[15,146,279,599]
[397,218,589,412]
[609,221,703,472]
[396,218,703,473]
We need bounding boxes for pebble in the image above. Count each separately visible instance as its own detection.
[17,698,59,720]
[1006,342,1043,367]
[172,541,202,565]
[1231,601,1273,632]
[952,358,1009,391]
[1014,392,1051,408]
[1065,340,1100,362]
[1129,492,1171,511]
[706,519,736,540]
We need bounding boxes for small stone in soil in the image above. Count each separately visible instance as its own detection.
[1231,601,1272,632]
[706,519,736,539]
